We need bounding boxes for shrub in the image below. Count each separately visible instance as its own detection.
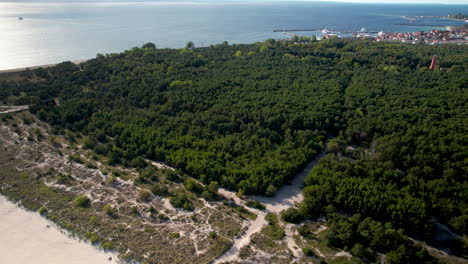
[103,204,116,216]
[303,247,316,257]
[169,232,180,239]
[56,173,73,185]
[89,215,97,223]
[86,232,100,244]
[164,169,180,182]
[106,175,117,185]
[139,166,159,182]
[74,195,90,207]
[137,189,152,202]
[207,181,219,194]
[209,231,217,239]
[69,154,83,164]
[85,162,97,169]
[38,206,47,215]
[297,226,314,239]
[102,242,114,251]
[282,208,304,224]
[202,190,214,201]
[148,206,157,215]
[157,213,168,220]
[170,192,193,210]
[150,184,168,197]
[130,207,139,216]
[263,213,285,240]
[184,178,203,193]
[246,200,266,210]
[265,184,277,196]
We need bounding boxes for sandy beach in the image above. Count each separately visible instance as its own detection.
[0,195,119,264]
[0,60,88,74]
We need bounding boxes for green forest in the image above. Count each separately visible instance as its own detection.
[1,38,467,261]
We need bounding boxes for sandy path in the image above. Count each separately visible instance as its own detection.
[0,105,29,115]
[249,152,325,214]
[0,195,119,264]
[213,150,326,263]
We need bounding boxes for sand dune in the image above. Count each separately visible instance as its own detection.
[0,195,119,264]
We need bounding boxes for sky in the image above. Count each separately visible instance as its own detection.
[7,0,468,4]
[305,0,467,4]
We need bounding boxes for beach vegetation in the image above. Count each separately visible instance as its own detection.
[74,195,90,207]
[137,189,152,202]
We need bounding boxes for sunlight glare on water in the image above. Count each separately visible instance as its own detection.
[0,1,466,70]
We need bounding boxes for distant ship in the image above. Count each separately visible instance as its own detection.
[18,17,23,20]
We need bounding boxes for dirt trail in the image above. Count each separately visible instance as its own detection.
[249,152,325,214]
[0,105,29,114]
[213,151,326,263]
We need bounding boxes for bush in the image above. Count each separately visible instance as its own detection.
[263,213,285,240]
[207,181,219,194]
[202,190,214,201]
[139,166,159,183]
[282,208,304,224]
[102,242,114,251]
[89,215,97,223]
[170,191,193,210]
[157,213,168,220]
[209,231,217,239]
[265,184,277,196]
[103,204,116,216]
[164,169,180,182]
[245,200,266,210]
[137,189,152,202]
[148,206,157,215]
[303,247,316,257]
[184,178,203,193]
[150,184,168,197]
[69,154,83,164]
[297,225,315,239]
[38,206,47,215]
[74,195,90,207]
[130,207,139,216]
[56,173,73,185]
[85,232,100,244]
[169,232,180,239]
[106,175,117,185]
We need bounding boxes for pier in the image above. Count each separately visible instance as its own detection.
[273,29,380,34]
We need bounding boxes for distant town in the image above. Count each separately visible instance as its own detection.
[350,27,468,45]
[279,25,468,45]
[279,13,468,45]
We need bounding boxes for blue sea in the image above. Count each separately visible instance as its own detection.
[0,1,466,70]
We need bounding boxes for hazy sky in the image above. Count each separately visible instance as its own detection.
[306,0,467,4]
[8,0,468,4]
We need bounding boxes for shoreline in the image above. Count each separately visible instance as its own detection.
[0,195,119,264]
[0,59,89,74]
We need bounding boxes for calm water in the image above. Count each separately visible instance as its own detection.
[0,1,466,70]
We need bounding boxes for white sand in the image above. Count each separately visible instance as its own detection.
[0,195,119,264]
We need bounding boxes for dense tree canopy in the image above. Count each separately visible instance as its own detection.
[1,39,467,260]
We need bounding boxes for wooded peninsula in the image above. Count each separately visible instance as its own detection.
[1,38,466,263]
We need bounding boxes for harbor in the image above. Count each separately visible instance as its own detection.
[274,27,468,44]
